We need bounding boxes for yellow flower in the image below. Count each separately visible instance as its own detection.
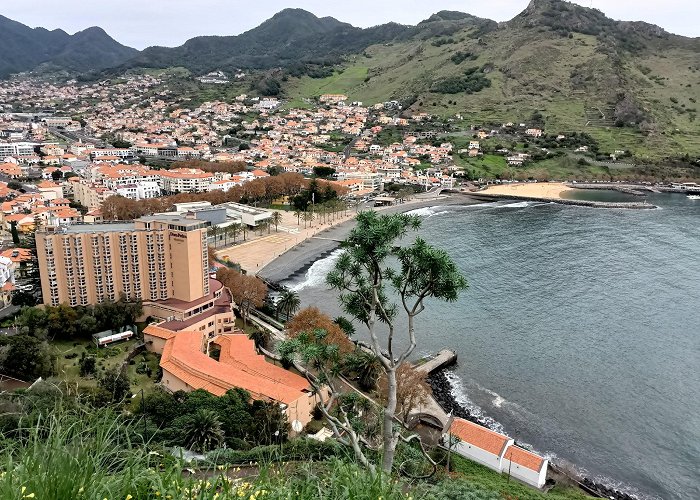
[21,487,26,494]
[24,495,35,499]
[217,465,225,471]
[126,495,133,500]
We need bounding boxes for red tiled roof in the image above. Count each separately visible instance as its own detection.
[450,418,511,456]
[504,446,545,472]
[160,331,310,404]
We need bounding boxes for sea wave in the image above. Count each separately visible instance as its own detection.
[442,370,505,434]
[405,206,445,217]
[289,248,345,292]
[444,372,654,500]
[496,201,532,208]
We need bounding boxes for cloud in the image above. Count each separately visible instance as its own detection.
[3,0,698,49]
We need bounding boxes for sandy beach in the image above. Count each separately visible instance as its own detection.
[481,182,574,199]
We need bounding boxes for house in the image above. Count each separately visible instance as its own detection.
[447,418,513,472]
[502,445,548,488]
[445,418,549,489]
[525,128,543,138]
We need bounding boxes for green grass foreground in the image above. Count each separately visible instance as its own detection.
[0,406,592,499]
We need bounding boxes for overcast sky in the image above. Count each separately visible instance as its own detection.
[4,1,698,49]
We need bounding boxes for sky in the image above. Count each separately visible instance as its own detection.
[4,1,699,49]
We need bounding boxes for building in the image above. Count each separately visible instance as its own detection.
[0,142,37,157]
[144,324,324,429]
[36,215,210,307]
[445,418,548,489]
[446,418,513,472]
[72,182,117,211]
[502,444,548,488]
[115,181,161,201]
[0,255,15,306]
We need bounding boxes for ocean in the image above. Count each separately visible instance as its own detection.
[284,192,700,500]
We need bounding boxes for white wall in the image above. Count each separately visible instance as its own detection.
[451,438,513,472]
[501,457,547,489]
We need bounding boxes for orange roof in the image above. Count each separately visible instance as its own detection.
[504,446,545,472]
[159,330,310,405]
[143,324,176,340]
[2,282,16,292]
[0,248,32,263]
[450,418,511,456]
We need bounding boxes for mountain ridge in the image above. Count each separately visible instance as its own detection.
[0,15,137,78]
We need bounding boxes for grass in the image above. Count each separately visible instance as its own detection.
[285,66,369,105]
[449,455,592,500]
[0,403,595,500]
[52,338,160,393]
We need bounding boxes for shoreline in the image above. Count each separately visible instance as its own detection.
[258,195,653,500]
[428,369,640,500]
[478,182,658,209]
[257,193,484,284]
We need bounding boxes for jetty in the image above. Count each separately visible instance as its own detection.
[415,349,458,374]
[477,192,657,209]
[406,350,459,431]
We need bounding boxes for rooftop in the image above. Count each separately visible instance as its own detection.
[450,418,512,456]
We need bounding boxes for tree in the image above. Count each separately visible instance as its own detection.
[98,368,131,403]
[286,307,353,354]
[216,268,267,328]
[344,349,382,392]
[293,210,302,226]
[276,289,300,321]
[9,221,20,245]
[302,210,314,229]
[0,335,56,381]
[271,211,283,232]
[333,316,355,337]
[51,170,63,181]
[79,354,97,377]
[378,362,431,425]
[181,409,225,452]
[325,211,467,473]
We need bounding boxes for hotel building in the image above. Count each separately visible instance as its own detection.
[36,215,210,308]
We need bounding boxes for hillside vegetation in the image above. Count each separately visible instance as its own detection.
[283,1,700,159]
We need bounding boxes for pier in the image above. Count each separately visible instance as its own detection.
[415,349,458,374]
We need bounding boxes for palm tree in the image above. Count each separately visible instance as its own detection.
[182,409,224,453]
[271,211,282,232]
[293,210,302,226]
[302,210,315,229]
[276,289,300,321]
[344,350,382,392]
[230,223,241,243]
[208,226,220,248]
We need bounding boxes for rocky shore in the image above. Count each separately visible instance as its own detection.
[427,369,641,500]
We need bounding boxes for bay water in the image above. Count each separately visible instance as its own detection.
[285,193,700,500]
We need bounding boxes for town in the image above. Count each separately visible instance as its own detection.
[0,72,675,500]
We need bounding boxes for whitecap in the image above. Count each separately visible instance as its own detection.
[443,370,506,434]
[289,248,345,292]
[496,201,531,209]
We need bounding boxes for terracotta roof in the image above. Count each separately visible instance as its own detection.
[450,418,511,456]
[504,446,545,472]
[160,330,310,404]
[0,248,32,263]
[143,324,176,340]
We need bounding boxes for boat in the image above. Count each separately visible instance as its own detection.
[688,195,700,200]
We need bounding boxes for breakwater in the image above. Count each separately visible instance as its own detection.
[428,370,640,500]
[477,192,657,209]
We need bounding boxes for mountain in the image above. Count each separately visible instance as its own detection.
[274,1,699,159]
[0,15,137,78]
[112,8,493,75]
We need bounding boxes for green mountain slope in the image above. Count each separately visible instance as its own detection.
[0,16,137,78]
[283,1,700,159]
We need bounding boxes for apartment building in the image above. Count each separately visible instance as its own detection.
[72,182,117,210]
[159,168,214,193]
[36,215,210,308]
[115,181,161,200]
[0,141,37,157]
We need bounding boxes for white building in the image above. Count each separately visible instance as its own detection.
[446,418,513,472]
[115,181,161,201]
[445,418,548,489]
[0,256,15,288]
[0,142,37,157]
[502,445,548,488]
